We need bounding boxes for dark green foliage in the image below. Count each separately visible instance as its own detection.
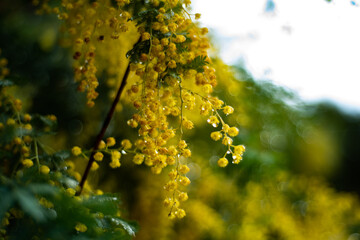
[0,172,138,239]
[126,40,150,63]
[182,55,209,73]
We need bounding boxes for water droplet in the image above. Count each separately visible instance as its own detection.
[212,123,218,127]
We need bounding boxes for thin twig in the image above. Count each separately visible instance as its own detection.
[77,37,140,195]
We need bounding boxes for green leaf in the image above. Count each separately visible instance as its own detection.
[28,183,58,195]
[130,8,159,26]
[13,188,47,222]
[126,40,150,63]
[0,124,17,144]
[58,175,78,189]
[0,186,13,221]
[184,55,209,72]
[82,194,120,215]
[171,3,184,14]
[109,217,139,237]
[53,150,71,161]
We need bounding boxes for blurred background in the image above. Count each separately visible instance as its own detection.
[1,0,360,239]
[193,0,360,112]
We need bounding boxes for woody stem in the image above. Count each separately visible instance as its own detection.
[76,61,131,196]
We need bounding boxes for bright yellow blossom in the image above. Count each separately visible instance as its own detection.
[71,146,82,156]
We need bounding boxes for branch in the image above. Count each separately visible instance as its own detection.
[76,45,137,195]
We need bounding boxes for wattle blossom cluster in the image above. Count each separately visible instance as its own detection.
[38,0,245,218]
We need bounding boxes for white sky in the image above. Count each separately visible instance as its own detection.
[192,0,360,112]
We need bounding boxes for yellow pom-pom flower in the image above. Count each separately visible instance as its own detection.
[22,159,33,168]
[228,127,239,137]
[223,105,234,115]
[178,192,188,201]
[66,188,76,196]
[71,146,82,156]
[94,152,103,161]
[175,209,186,219]
[121,139,132,150]
[207,116,219,127]
[210,131,222,141]
[234,145,246,155]
[91,161,99,171]
[179,176,191,186]
[106,137,116,147]
[222,136,233,146]
[98,140,106,150]
[179,165,190,174]
[75,223,87,232]
[133,154,145,165]
[40,165,50,174]
[217,157,228,167]
[183,118,194,129]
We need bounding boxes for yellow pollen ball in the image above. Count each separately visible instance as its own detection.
[106,137,116,147]
[167,60,177,69]
[179,165,190,174]
[222,136,233,146]
[182,149,191,157]
[178,192,188,201]
[210,131,222,141]
[217,158,228,167]
[66,188,76,196]
[94,152,103,161]
[166,156,176,165]
[71,146,82,156]
[207,116,219,126]
[183,119,194,129]
[13,137,22,145]
[7,118,15,125]
[234,145,246,155]
[121,139,132,150]
[109,159,121,168]
[91,161,99,171]
[133,154,145,165]
[24,124,32,130]
[141,32,151,41]
[175,209,186,218]
[178,140,187,149]
[22,159,33,168]
[40,165,50,174]
[75,223,87,232]
[222,124,230,132]
[223,106,234,115]
[180,176,191,186]
[98,140,106,150]
[24,114,32,122]
[228,127,239,137]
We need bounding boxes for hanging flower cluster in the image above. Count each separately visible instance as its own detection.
[38,0,245,219]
